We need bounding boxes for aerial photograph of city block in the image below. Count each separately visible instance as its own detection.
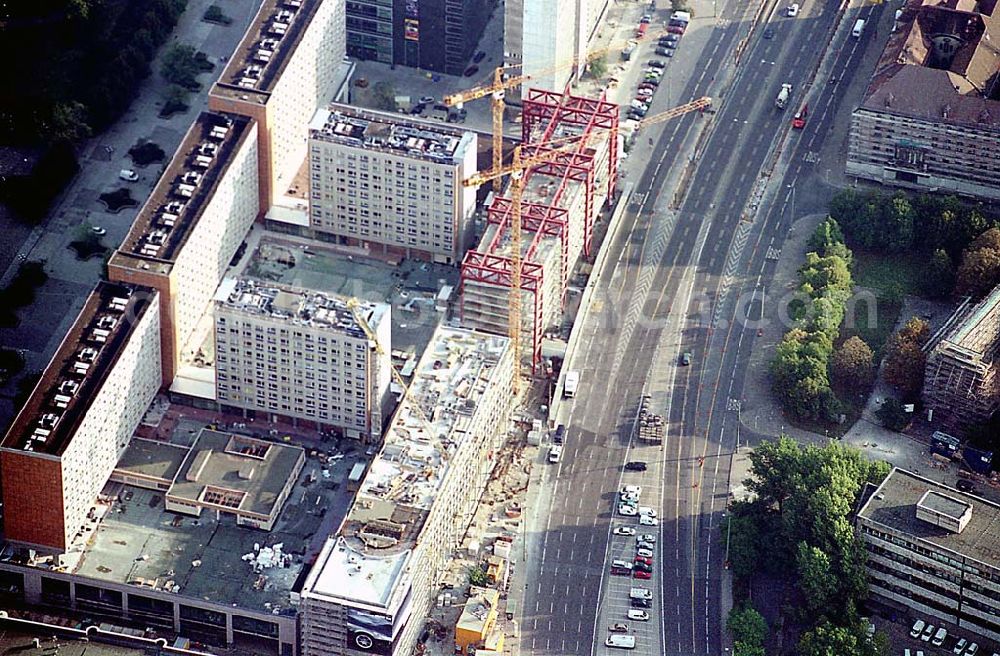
[0,0,1000,654]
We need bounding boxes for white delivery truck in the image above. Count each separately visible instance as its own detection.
[605,635,637,649]
[853,19,865,37]
[775,83,792,109]
[629,587,653,600]
[563,370,580,398]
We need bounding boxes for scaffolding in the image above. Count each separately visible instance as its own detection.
[924,286,1000,428]
[459,89,619,369]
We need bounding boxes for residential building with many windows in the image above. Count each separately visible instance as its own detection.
[308,104,478,264]
[108,113,259,387]
[0,283,161,552]
[298,327,513,656]
[846,0,1000,200]
[214,278,392,440]
[209,0,352,212]
[857,468,1000,642]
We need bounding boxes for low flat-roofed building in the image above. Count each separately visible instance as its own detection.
[214,278,392,440]
[857,468,1000,641]
[108,112,259,387]
[307,104,478,264]
[455,586,501,655]
[165,429,305,531]
[0,282,161,552]
[111,437,190,492]
[299,326,513,656]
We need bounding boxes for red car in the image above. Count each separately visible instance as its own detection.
[667,24,686,34]
[634,556,653,565]
[634,570,652,579]
[792,104,808,129]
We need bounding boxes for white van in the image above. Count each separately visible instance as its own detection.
[670,10,690,23]
[853,19,865,37]
[119,169,139,182]
[605,635,636,649]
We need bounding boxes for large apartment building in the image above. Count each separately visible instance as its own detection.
[857,468,1000,643]
[347,0,491,75]
[214,278,392,440]
[298,327,513,656]
[308,104,478,264]
[0,282,161,552]
[107,113,259,387]
[847,0,1000,200]
[505,0,609,98]
[209,0,351,212]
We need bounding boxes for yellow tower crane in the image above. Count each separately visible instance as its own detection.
[461,97,713,394]
[443,25,689,192]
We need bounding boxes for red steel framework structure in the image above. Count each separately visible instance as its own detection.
[459,88,620,370]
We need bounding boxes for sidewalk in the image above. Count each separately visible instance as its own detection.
[0,0,265,427]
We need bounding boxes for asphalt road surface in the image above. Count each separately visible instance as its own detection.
[519,0,887,654]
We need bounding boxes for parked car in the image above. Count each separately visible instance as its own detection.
[637,540,655,550]
[634,555,653,565]
[464,65,479,77]
[921,624,935,642]
[931,627,946,647]
[609,623,629,633]
[640,515,658,526]
[631,597,652,608]
[787,3,799,17]
[667,23,686,34]
[619,504,638,516]
[91,226,107,236]
[681,352,692,366]
[473,50,486,63]
[119,169,139,182]
[636,549,654,558]
[627,609,649,621]
[633,562,653,573]
[967,643,979,656]
[763,27,775,39]
[957,479,975,492]
[633,569,652,579]
[639,534,656,543]
[614,526,637,536]
[955,638,969,654]
[625,461,648,471]
[648,60,666,69]
[640,13,652,22]
[910,620,925,638]
[655,47,672,57]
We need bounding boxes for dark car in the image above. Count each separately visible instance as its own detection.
[631,597,653,609]
[648,60,666,69]
[640,13,652,23]
[957,479,975,492]
[464,65,479,77]
[553,424,566,445]
[410,103,426,115]
[655,47,672,57]
[663,40,678,49]
[473,50,486,63]
[625,461,648,472]
[763,27,775,39]
[633,562,653,572]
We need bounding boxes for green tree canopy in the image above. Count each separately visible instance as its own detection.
[727,603,768,648]
[829,336,875,391]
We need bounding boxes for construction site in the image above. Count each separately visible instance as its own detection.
[924,286,1000,429]
[459,89,620,369]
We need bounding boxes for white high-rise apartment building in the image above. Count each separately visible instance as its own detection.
[308,105,478,264]
[0,283,161,552]
[214,279,391,441]
[298,327,513,656]
[507,0,609,98]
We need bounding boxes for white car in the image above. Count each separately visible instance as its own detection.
[620,492,640,502]
[636,548,653,558]
[955,639,968,654]
[613,526,637,536]
[91,226,107,236]
[627,609,650,621]
[786,3,799,16]
[619,504,638,516]
[638,507,657,517]
[640,515,658,526]
[119,169,139,182]
[622,485,642,495]
[639,534,656,543]
[910,620,925,638]
[967,644,979,656]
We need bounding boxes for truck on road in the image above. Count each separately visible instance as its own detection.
[776,83,792,109]
[563,370,580,398]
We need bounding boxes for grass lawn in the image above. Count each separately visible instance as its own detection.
[847,249,919,356]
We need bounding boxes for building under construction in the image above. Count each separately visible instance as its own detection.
[459,89,619,368]
[924,286,1000,429]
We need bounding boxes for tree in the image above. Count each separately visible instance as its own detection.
[796,542,837,615]
[955,227,1000,297]
[745,436,802,514]
[882,340,926,397]
[468,566,488,587]
[897,317,930,346]
[372,81,397,111]
[829,336,874,390]
[588,53,607,79]
[923,248,955,298]
[161,44,205,90]
[875,194,915,252]
[876,397,912,431]
[799,621,862,656]
[727,603,768,648]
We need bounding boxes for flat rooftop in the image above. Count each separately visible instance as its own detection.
[109,113,253,276]
[0,282,155,456]
[167,429,304,517]
[304,327,510,609]
[215,277,388,341]
[309,104,475,165]
[210,0,325,104]
[858,468,1000,569]
[115,437,189,484]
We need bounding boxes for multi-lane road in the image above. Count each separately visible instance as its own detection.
[518,0,887,654]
